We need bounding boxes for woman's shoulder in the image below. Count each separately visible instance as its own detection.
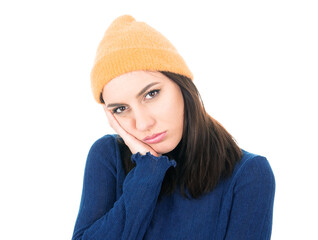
[86,134,121,171]
[88,134,119,155]
[89,134,118,150]
[229,149,275,189]
[238,150,273,172]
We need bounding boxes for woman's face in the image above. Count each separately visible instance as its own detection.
[102,71,184,154]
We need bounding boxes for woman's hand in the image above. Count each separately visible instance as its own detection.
[103,105,159,157]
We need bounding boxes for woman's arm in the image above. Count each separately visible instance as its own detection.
[72,136,176,240]
[224,155,275,240]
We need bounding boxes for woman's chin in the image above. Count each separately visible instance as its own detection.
[151,142,180,156]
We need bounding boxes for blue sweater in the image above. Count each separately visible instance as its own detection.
[72,135,275,240]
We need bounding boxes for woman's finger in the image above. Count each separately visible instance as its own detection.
[104,110,138,149]
[104,108,127,136]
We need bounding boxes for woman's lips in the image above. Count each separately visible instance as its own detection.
[143,131,167,144]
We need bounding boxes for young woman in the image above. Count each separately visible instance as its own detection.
[72,15,275,240]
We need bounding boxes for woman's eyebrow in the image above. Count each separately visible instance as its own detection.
[106,103,125,108]
[136,82,160,98]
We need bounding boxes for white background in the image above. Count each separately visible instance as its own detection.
[0,0,317,239]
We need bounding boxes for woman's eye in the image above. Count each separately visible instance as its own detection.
[112,106,127,114]
[145,89,160,100]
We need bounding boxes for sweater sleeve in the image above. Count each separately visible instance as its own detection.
[71,136,176,240]
[224,155,275,240]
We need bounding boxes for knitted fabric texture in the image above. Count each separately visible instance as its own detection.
[90,15,193,103]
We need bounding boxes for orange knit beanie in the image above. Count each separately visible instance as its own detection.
[90,15,193,103]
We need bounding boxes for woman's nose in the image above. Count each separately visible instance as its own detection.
[134,111,155,132]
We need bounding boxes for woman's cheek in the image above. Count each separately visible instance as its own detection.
[155,98,170,115]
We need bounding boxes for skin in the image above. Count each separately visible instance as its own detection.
[102,71,184,157]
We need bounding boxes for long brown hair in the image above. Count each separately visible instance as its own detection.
[103,71,242,198]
